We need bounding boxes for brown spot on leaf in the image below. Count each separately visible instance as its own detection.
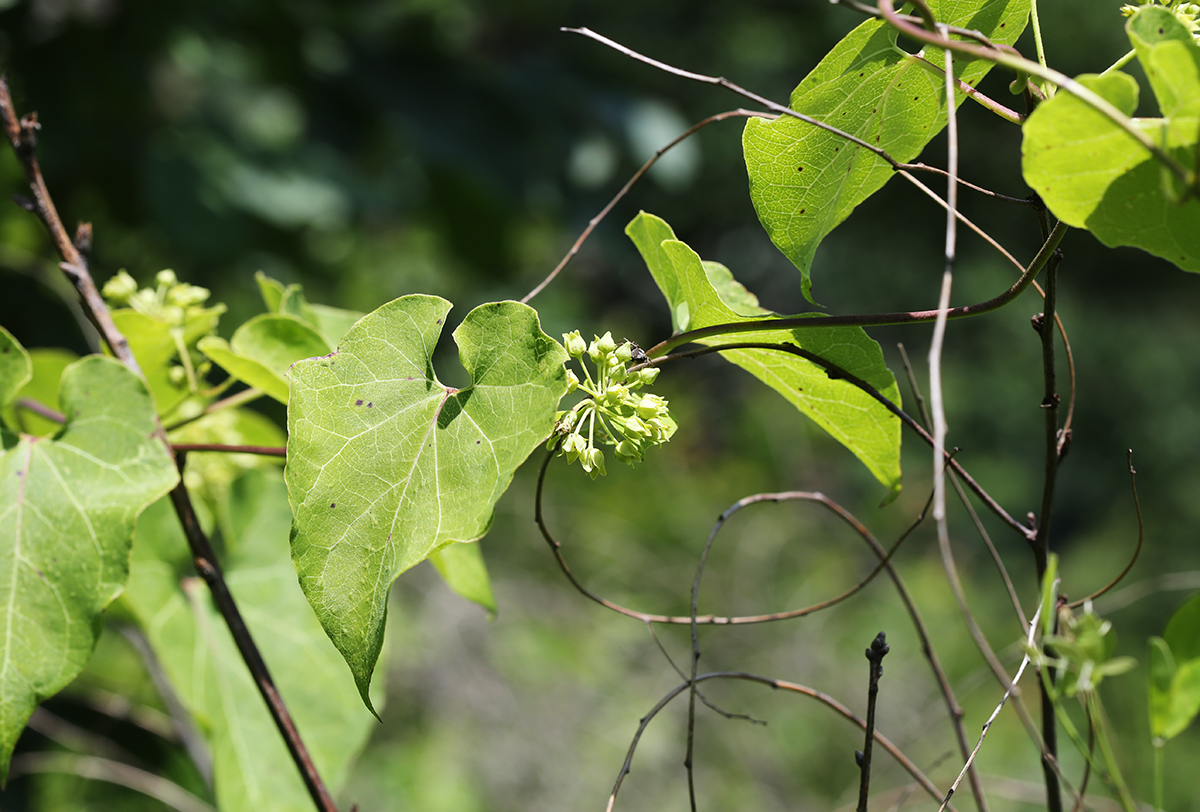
[356,399,363,406]
[330,503,336,508]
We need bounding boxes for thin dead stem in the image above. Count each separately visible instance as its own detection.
[521,109,771,303]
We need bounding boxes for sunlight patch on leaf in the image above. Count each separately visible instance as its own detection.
[286,295,567,708]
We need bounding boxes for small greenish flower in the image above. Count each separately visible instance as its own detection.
[550,331,677,477]
[1032,601,1137,698]
[1121,0,1200,40]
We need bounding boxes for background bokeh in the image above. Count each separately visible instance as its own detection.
[2,0,1200,810]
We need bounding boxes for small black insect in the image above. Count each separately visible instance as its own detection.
[625,340,650,366]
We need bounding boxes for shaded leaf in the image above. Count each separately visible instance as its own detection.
[429,542,497,616]
[1165,591,1200,661]
[199,315,331,404]
[287,295,567,707]
[0,356,178,782]
[122,470,376,812]
[1022,8,1200,272]
[0,327,32,435]
[112,305,225,416]
[2,348,77,437]
[627,212,901,496]
[744,0,1030,301]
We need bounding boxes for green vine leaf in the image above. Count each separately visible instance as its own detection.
[122,470,376,812]
[1022,7,1200,272]
[256,271,364,348]
[286,295,568,708]
[743,0,1030,302]
[0,326,32,436]
[627,212,902,497]
[429,542,497,616]
[199,314,332,404]
[0,355,178,782]
[112,303,225,416]
[1149,592,1200,741]
[1,348,77,438]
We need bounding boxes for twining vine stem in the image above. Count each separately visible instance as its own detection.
[604,671,959,812]
[0,76,340,812]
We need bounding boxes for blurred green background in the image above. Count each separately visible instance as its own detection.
[3,0,1200,810]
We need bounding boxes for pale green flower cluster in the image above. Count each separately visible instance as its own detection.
[1032,602,1136,698]
[552,330,676,478]
[102,269,212,326]
[1121,0,1200,39]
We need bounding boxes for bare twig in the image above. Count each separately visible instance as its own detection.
[605,672,958,812]
[647,220,1068,359]
[937,601,1044,812]
[899,345,1027,628]
[1031,205,1064,812]
[1070,451,1144,608]
[15,397,65,425]
[162,387,265,432]
[171,443,287,457]
[857,632,891,812]
[652,341,1032,542]
[535,457,922,625]
[0,77,339,812]
[521,108,771,303]
[8,752,216,812]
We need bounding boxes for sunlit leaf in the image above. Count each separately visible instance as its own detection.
[287,295,568,707]
[256,271,364,348]
[199,315,331,404]
[1022,8,1200,272]
[627,212,901,497]
[122,470,376,812]
[0,355,178,782]
[744,0,1030,301]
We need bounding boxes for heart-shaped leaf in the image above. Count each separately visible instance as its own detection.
[744,0,1030,301]
[1022,8,1200,272]
[286,295,568,707]
[627,212,902,497]
[0,354,178,782]
[123,470,376,812]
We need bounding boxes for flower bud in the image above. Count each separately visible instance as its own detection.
[563,330,587,358]
[565,369,580,393]
[156,269,178,288]
[101,270,139,305]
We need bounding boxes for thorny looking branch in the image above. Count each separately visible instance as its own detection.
[0,77,340,812]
